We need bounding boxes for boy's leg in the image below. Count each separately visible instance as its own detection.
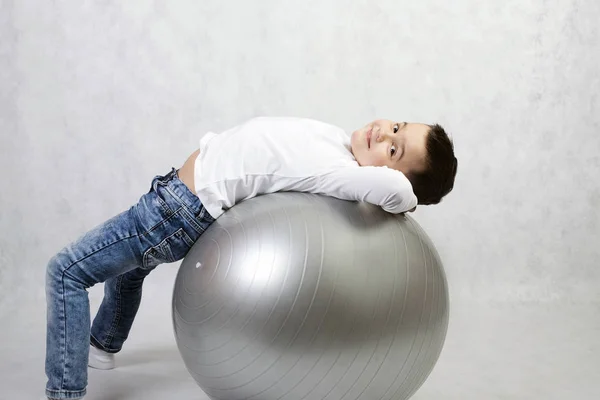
[89,168,215,354]
[89,266,154,356]
[44,168,215,399]
[45,207,150,399]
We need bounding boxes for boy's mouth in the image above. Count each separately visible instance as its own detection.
[367,128,372,148]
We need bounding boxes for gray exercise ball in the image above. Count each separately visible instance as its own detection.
[172,192,449,400]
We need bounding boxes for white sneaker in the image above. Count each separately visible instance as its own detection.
[88,344,116,370]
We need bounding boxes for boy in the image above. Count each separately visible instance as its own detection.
[44,117,457,399]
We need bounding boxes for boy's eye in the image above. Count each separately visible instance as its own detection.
[393,124,400,133]
[390,144,397,156]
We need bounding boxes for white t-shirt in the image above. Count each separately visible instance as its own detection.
[193,117,418,218]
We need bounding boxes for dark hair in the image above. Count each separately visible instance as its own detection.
[406,124,457,205]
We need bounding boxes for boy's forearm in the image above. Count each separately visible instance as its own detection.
[319,166,417,214]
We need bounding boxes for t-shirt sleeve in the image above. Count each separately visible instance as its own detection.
[317,166,418,214]
[199,132,217,152]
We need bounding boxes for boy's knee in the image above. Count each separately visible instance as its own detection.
[45,251,85,288]
[45,254,66,284]
[46,248,106,290]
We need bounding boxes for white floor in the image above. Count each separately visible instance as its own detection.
[2,266,599,400]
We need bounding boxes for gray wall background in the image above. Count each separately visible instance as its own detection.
[1,0,599,399]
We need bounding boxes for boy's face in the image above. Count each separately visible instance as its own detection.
[351,119,429,175]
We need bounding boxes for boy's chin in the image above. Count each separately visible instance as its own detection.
[353,156,370,167]
[349,148,362,165]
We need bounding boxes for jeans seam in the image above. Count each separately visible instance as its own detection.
[60,231,139,276]
[162,184,206,233]
[137,202,184,236]
[178,226,196,248]
[46,388,87,398]
[105,274,123,348]
[178,205,205,236]
[46,386,87,398]
[142,221,191,268]
[60,272,67,391]
[155,189,172,217]
[46,389,87,394]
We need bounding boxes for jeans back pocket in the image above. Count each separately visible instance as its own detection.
[143,228,195,269]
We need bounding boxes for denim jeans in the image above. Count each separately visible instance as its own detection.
[44,167,215,399]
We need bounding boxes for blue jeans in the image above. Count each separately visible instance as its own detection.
[44,168,215,399]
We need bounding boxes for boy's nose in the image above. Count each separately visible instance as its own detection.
[376,128,390,142]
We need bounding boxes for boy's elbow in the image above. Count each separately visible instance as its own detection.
[380,196,405,214]
[381,193,416,214]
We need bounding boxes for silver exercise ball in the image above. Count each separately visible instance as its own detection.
[172,192,449,400]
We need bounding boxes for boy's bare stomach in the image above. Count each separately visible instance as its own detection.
[178,149,200,194]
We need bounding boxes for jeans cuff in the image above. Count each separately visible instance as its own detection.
[90,334,120,354]
[46,387,87,399]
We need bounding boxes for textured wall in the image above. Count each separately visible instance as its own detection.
[1,1,599,398]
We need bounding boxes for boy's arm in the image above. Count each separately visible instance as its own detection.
[317,166,418,214]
